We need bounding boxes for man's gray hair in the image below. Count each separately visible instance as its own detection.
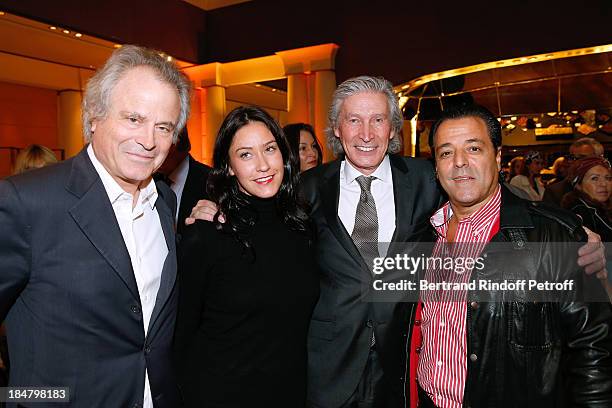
[82,45,192,143]
[571,137,604,156]
[326,76,403,156]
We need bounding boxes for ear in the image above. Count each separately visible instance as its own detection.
[91,120,97,134]
[575,183,583,192]
[333,128,341,139]
[496,148,502,171]
[228,164,235,177]
[389,130,395,140]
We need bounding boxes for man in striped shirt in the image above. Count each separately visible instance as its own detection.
[415,104,612,407]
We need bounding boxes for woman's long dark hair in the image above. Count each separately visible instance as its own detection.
[207,106,312,251]
[283,123,323,168]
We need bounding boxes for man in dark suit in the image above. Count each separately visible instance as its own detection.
[300,76,442,408]
[156,129,210,235]
[0,45,191,408]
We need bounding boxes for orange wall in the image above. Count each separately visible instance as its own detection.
[0,81,58,149]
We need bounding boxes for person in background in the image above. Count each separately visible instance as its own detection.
[509,150,545,200]
[12,144,58,174]
[561,157,612,241]
[173,106,319,407]
[508,156,524,181]
[283,123,323,172]
[546,155,570,186]
[156,128,210,234]
[543,137,604,205]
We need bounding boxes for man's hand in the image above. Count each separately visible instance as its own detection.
[185,199,223,225]
[578,227,607,279]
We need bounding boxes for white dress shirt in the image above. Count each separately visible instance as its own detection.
[88,145,168,408]
[339,155,396,255]
[168,155,190,223]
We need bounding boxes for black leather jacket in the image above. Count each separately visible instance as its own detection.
[407,186,612,408]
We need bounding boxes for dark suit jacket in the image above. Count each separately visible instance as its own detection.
[0,148,180,408]
[176,155,210,236]
[300,155,442,408]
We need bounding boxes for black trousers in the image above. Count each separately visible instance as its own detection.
[339,348,386,408]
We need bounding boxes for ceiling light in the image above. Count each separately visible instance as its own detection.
[75,33,82,38]
[0,11,6,16]
[114,44,122,48]
[50,26,57,30]
[166,56,172,62]
[62,29,70,34]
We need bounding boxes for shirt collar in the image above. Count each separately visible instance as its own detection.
[87,144,158,209]
[342,154,392,185]
[430,184,501,238]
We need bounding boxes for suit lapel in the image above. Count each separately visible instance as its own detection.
[320,161,371,272]
[67,149,140,300]
[148,183,177,337]
[389,155,416,243]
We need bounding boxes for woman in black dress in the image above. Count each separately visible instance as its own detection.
[174,106,319,407]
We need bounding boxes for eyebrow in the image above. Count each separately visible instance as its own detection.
[120,111,176,129]
[234,139,277,153]
[436,138,485,150]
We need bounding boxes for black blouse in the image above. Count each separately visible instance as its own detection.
[174,194,319,407]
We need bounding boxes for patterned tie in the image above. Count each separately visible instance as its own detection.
[351,175,379,267]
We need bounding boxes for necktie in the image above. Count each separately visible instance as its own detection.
[352,175,379,347]
[351,175,379,267]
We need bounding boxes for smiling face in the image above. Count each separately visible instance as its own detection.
[434,116,501,217]
[228,121,284,198]
[334,91,393,175]
[90,66,180,194]
[578,165,612,203]
[298,130,319,172]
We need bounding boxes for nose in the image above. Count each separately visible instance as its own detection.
[360,123,373,142]
[306,146,316,158]
[135,124,156,151]
[255,152,271,172]
[453,149,468,168]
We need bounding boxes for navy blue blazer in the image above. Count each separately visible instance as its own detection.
[0,148,180,408]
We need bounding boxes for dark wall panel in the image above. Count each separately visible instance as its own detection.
[2,0,207,63]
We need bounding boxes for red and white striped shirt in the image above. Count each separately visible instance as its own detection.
[417,185,501,408]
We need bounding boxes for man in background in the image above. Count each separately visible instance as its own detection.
[156,128,210,235]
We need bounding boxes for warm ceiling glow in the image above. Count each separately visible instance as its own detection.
[114,44,122,48]
[50,26,57,30]
[75,33,82,37]
[0,11,6,16]
[62,29,70,34]
[166,56,172,61]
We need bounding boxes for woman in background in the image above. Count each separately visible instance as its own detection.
[561,156,612,301]
[561,157,612,241]
[283,122,323,173]
[174,106,319,407]
[510,151,545,200]
[13,144,58,174]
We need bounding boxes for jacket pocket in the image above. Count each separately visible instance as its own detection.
[308,319,334,341]
[508,302,560,351]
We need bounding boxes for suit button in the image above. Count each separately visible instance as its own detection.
[366,320,373,328]
[144,345,151,354]
[470,353,478,362]
[131,305,141,314]
[470,302,479,310]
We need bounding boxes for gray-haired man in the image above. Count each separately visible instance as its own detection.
[0,45,190,408]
